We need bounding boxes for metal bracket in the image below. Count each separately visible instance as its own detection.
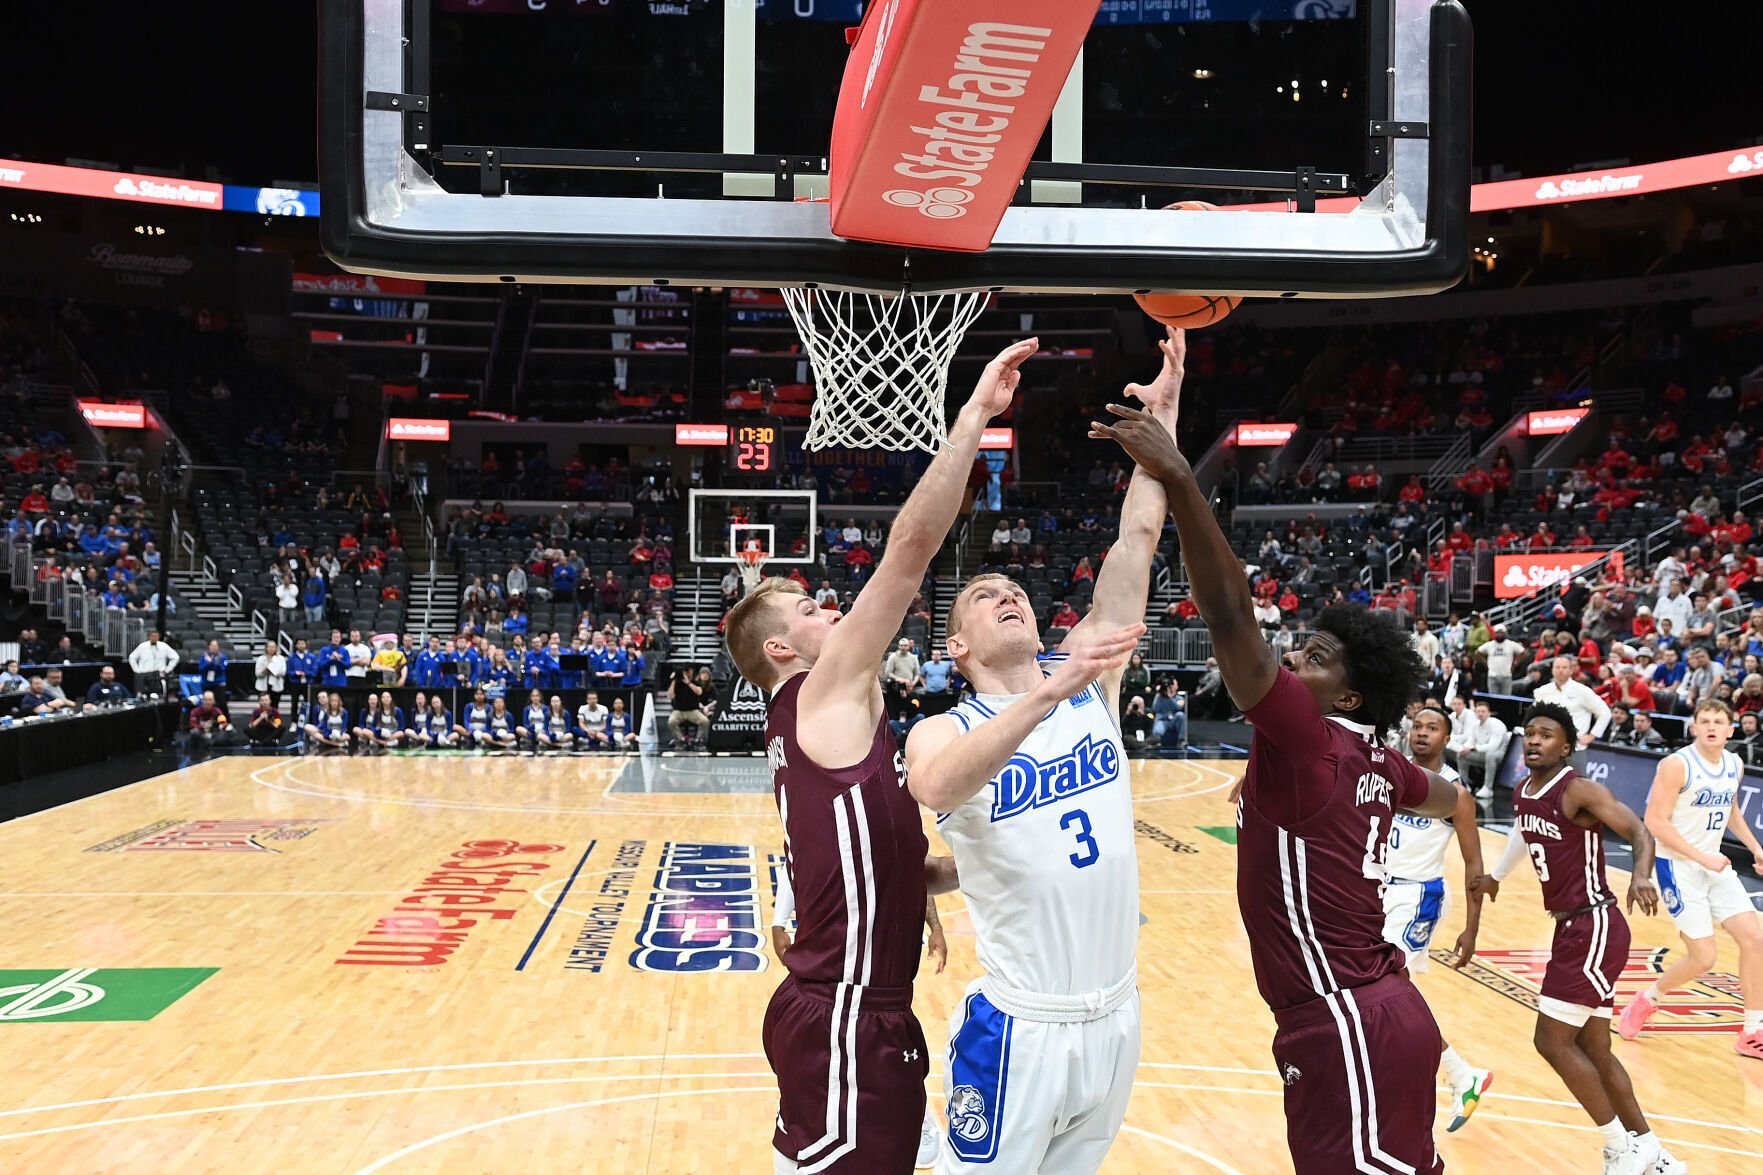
[366,91,429,113]
[450,147,503,198]
[1294,167,1318,214]
[1369,120,1430,138]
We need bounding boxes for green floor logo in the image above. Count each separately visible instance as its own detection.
[0,968,218,1022]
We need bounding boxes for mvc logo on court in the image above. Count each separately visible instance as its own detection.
[0,967,217,1022]
[86,817,333,853]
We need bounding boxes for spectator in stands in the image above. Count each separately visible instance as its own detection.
[1121,696,1154,750]
[1050,600,1081,632]
[1615,710,1668,751]
[0,661,24,693]
[1477,625,1526,695]
[1680,647,1718,710]
[247,695,286,746]
[1684,593,1717,650]
[82,665,133,708]
[416,694,456,749]
[668,668,711,747]
[198,640,229,704]
[1735,674,1763,716]
[286,638,316,703]
[344,629,372,693]
[275,574,299,626]
[252,643,286,709]
[128,630,179,697]
[352,693,391,752]
[302,570,327,624]
[479,696,516,751]
[187,690,238,757]
[1151,680,1187,748]
[1461,699,1509,798]
[459,687,492,745]
[607,696,638,750]
[318,632,350,691]
[1191,657,1227,720]
[1653,579,1692,634]
[620,637,645,694]
[881,638,921,722]
[575,692,611,750]
[916,648,955,716]
[1611,664,1656,712]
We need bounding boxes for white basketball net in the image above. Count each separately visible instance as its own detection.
[737,552,767,594]
[782,288,989,453]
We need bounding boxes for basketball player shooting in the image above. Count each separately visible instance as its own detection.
[902,330,1179,1174]
[1092,404,1461,1175]
[1469,704,1685,1175]
[1617,698,1763,1058]
[722,337,1038,1175]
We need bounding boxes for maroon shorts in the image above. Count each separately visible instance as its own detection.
[1270,974,1446,1175]
[762,976,928,1174]
[1542,902,1630,1012]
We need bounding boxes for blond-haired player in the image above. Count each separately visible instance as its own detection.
[901,330,1181,1174]
[726,338,1034,1175]
[1618,697,1763,1058]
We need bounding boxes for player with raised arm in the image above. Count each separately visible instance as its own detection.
[1470,703,1684,1175]
[903,331,1178,1174]
[1092,403,1461,1175]
[1397,703,1494,1130]
[1617,698,1763,1058]
[724,338,1036,1175]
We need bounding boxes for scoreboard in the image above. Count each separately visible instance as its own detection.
[673,423,783,474]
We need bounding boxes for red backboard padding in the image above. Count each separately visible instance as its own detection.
[829,0,1099,253]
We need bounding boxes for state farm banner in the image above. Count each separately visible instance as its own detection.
[1526,408,1588,436]
[829,0,1101,251]
[0,160,222,209]
[1235,421,1297,447]
[1494,552,1607,599]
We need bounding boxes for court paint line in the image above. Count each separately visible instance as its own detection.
[515,839,597,970]
[1117,1124,1246,1174]
[0,891,420,898]
[0,1072,777,1144]
[1138,888,1237,895]
[1134,760,1242,802]
[1454,1110,1763,1160]
[0,1053,770,1120]
[351,1086,777,1175]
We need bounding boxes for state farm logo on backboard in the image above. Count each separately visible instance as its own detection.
[1494,552,1605,598]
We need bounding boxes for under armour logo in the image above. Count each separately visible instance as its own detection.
[1282,1063,1302,1085]
[882,186,973,220]
[903,1049,920,1063]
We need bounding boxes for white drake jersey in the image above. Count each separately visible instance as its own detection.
[1385,762,1459,883]
[935,660,1137,996]
[1660,746,1742,860]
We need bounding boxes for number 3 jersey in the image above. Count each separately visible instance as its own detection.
[935,661,1137,997]
[1238,669,1433,1012]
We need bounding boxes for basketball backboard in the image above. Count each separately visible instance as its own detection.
[687,489,819,568]
[320,0,1470,299]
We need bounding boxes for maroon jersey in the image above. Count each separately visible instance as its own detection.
[1237,669,1432,1012]
[1514,765,1613,913]
[768,673,928,989]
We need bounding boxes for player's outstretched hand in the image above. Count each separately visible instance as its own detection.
[1089,405,1192,486]
[1627,875,1661,918]
[967,338,1039,419]
[1447,929,1477,970]
[1467,874,1499,903]
[1042,622,1146,701]
[1123,327,1186,424]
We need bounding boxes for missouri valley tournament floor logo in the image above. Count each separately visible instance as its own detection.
[1446,946,1745,1034]
[87,818,334,853]
[0,968,218,1022]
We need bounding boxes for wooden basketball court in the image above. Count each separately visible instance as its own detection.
[0,754,1756,1173]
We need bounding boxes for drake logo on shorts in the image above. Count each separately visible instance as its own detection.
[948,1085,989,1142]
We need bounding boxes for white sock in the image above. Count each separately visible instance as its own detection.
[1597,1119,1626,1150]
[1631,1130,1659,1155]
[1746,1010,1763,1034]
[1644,982,1664,1002]
[1439,1045,1475,1087]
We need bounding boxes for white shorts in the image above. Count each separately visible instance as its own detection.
[1381,878,1450,974]
[1656,856,1757,941]
[1539,995,1613,1028]
[937,980,1141,1175]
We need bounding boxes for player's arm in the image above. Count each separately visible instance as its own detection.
[1062,330,1185,700]
[1446,780,1486,968]
[1564,775,1660,916]
[924,897,947,974]
[1397,768,1461,820]
[1090,405,1277,711]
[1470,827,1530,903]
[770,861,796,960]
[1642,755,1721,870]
[804,340,1036,709]
[906,625,1141,813]
[924,853,960,897]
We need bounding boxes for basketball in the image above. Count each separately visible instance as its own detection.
[1133,202,1242,329]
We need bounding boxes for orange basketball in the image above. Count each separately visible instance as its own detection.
[1133,200,1241,329]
